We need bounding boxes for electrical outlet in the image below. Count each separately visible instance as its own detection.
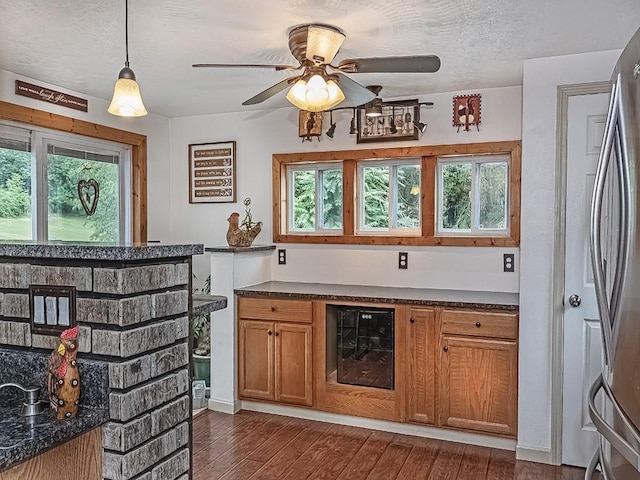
[278,249,286,265]
[503,253,515,272]
[399,252,408,270]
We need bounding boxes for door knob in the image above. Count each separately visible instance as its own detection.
[568,294,582,307]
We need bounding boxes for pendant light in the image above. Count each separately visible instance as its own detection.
[108,0,147,117]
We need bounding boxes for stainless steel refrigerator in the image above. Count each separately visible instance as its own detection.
[587,26,640,480]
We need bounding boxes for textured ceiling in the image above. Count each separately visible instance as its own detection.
[0,0,638,118]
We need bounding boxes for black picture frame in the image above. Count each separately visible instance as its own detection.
[188,141,236,204]
[356,100,420,144]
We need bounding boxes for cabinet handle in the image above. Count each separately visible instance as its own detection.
[443,346,448,352]
[409,317,415,323]
[275,331,280,337]
[268,330,272,336]
[475,322,481,328]
[271,306,276,312]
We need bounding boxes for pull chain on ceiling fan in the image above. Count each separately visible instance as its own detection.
[193,24,441,112]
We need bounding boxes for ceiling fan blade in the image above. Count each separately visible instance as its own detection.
[193,63,300,72]
[242,77,298,106]
[334,74,376,106]
[337,55,441,74]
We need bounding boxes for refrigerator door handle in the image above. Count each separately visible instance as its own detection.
[585,445,612,480]
[588,373,640,472]
[590,78,620,367]
[609,122,631,326]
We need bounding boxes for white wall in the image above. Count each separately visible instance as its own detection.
[518,49,619,459]
[0,69,172,242]
[169,85,522,292]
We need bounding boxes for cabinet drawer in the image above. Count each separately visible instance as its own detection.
[441,309,517,339]
[238,297,312,323]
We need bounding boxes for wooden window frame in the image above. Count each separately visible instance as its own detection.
[273,141,521,247]
[0,100,147,243]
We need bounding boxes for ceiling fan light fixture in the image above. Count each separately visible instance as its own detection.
[108,67,147,117]
[108,0,147,117]
[305,74,330,104]
[286,75,344,112]
[306,25,345,64]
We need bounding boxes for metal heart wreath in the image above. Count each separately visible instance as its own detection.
[77,179,100,216]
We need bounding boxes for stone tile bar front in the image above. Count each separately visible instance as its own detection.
[0,242,205,480]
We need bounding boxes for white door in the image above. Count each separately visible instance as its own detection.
[561,92,609,467]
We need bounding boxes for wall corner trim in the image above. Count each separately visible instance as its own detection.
[516,445,555,465]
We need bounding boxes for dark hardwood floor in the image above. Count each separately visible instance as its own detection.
[192,410,586,480]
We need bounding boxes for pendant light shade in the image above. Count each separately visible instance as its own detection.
[108,0,147,117]
[108,67,147,117]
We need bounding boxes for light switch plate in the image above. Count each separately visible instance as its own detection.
[399,252,408,269]
[278,249,286,265]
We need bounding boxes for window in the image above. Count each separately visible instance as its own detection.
[273,141,520,246]
[358,160,420,234]
[437,155,509,236]
[288,164,343,233]
[0,127,31,241]
[0,122,131,243]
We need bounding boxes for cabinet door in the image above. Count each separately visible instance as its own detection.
[275,323,313,406]
[406,308,436,424]
[440,335,517,436]
[238,320,275,401]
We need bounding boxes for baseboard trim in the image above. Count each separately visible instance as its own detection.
[516,445,554,464]
[241,401,517,451]
[208,399,241,414]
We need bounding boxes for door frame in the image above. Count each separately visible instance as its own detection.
[550,81,610,464]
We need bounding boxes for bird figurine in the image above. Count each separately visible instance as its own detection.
[48,326,80,420]
[226,212,262,247]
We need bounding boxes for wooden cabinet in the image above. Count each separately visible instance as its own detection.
[238,298,313,407]
[237,295,518,438]
[438,309,518,436]
[406,307,436,425]
[238,320,274,401]
[275,322,313,405]
[0,428,102,480]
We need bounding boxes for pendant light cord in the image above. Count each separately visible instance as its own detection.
[124,0,129,67]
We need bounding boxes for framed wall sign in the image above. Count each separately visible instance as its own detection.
[453,94,481,132]
[356,101,420,144]
[188,141,236,203]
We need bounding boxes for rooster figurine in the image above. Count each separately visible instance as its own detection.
[48,326,80,419]
[226,213,262,247]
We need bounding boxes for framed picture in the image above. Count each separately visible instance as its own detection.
[356,101,420,144]
[188,141,236,203]
[298,111,323,141]
[453,94,481,132]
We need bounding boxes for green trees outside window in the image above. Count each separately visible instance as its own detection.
[438,156,508,234]
[0,126,126,242]
[291,167,343,231]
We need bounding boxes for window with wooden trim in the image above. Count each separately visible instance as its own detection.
[0,101,148,242]
[437,154,510,236]
[0,122,131,243]
[273,141,521,247]
[357,159,421,235]
[288,163,343,233]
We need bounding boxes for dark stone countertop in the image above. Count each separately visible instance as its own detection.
[0,241,204,261]
[235,281,519,311]
[192,294,228,316]
[0,349,110,472]
[205,245,276,253]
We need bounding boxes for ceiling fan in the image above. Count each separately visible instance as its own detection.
[193,24,441,112]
